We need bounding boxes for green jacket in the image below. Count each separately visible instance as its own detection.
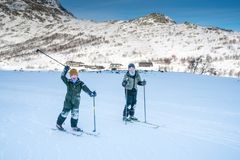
[122,71,142,90]
[61,69,91,108]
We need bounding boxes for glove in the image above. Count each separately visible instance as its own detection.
[90,91,97,97]
[138,80,146,86]
[142,80,146,86]
[122,80,128,87]
[64,65,70,72]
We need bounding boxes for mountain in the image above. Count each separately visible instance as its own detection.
[131,13,176,25]
[0,0,74,22]
[0,1,240,78]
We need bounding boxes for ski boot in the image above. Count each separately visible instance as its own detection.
[130,116,138,121]
[56,124,65,131]
[72,127,83,132]
[123,116,131,122]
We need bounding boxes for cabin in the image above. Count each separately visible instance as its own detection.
[84,65,105,70]
[66,61,84,67]
[110,63,123,70]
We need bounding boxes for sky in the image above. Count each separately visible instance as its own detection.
[60,0,240,31]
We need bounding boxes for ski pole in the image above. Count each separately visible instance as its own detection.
[93,96,96,132]
[143,79,147,123]
[36,49,66,67]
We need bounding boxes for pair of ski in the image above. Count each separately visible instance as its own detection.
[124,119,162,129]
[51,128,100,137]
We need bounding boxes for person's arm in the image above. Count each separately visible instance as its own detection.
[81,82,97,97]
[122,74,129,87]
[137,80,146,86]
[61,66,70,85]
[137,73,146,86]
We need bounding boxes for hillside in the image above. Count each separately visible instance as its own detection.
[0,1,240,77]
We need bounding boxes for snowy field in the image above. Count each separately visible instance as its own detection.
[0,71,240,160]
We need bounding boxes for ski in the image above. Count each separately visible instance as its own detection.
[82,131,100,137]
[51,128,83,137]
[133,120,162,129]
[124,119,163,129]
[51,128,100,137]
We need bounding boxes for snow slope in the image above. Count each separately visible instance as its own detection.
[0,71,240,160]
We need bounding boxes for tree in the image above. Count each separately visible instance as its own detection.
[200,55,212,74]
[237,71,240,79]
[187,56,203,73]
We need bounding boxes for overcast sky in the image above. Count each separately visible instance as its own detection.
[60,0,240,31]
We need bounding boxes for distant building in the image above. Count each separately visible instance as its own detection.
[84,65,105,70]
[138,61,153,67]
[66,61,105,70]
[110,63,123,70]
[66,61,84,67]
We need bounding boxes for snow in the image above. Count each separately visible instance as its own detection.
[0,71,240,160]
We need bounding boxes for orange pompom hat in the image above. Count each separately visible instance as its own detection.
[69,68,78,76]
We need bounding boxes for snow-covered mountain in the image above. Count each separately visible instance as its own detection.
[0,0,74,20]
[0,0,240,77]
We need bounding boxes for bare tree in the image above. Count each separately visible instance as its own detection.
[193,56,203,73]
[187,57,195,72]
[200,55,212,74]
[237,71,240,79]
[188,56,203,73]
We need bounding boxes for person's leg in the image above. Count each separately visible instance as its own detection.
[129,91,137,120]
[71,108,79,128]
[56,100,72,130]
[70,103,82,131]
[56,107,70,129]
[123,90,132,120]
[123,106,129,117]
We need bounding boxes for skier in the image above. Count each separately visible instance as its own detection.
[122,63,146,121]
[56,66,96,131]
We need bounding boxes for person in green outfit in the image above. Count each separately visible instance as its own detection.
[56,66,96,131]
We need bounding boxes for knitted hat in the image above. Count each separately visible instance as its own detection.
[69,68,78,76]
[128,63,135,69]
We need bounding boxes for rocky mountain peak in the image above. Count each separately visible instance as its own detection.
[0,0,75,22]
[133,13,176,25]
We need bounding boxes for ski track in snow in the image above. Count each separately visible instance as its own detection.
[0,71,240,160]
